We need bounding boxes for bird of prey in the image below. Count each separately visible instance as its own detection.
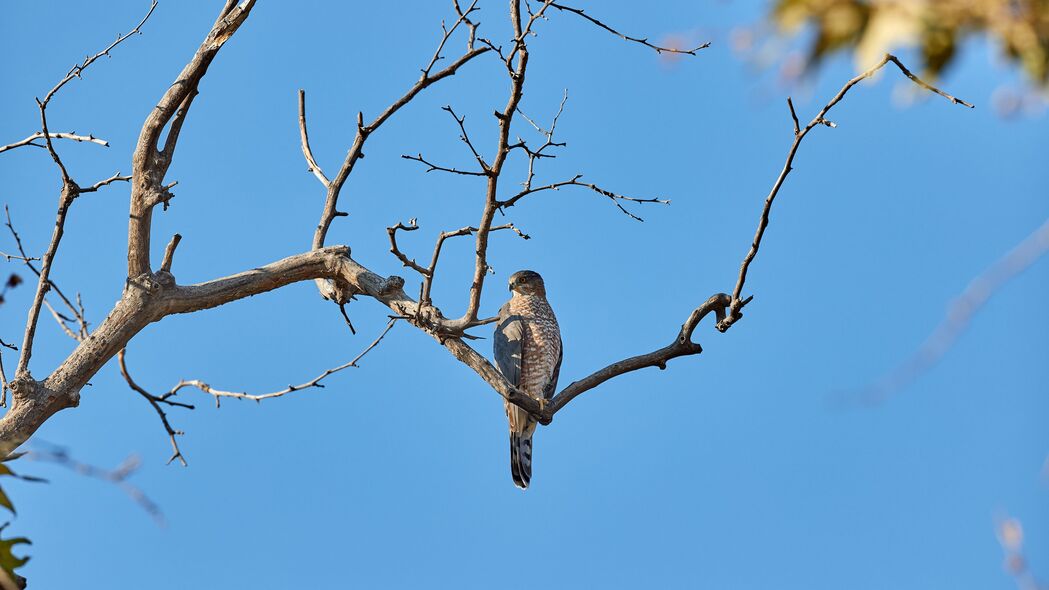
[494,270,562,489]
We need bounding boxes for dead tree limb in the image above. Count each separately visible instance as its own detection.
[0,2,970,464]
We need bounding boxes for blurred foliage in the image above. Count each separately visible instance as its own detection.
[0,457,32,588]
[771,0,1049,85]
[0,274,22,307]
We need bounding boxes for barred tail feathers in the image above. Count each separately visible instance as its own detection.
[509,431,533,489]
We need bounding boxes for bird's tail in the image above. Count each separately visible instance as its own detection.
[509,430,533,489]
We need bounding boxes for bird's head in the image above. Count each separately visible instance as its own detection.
[508,269,546,296]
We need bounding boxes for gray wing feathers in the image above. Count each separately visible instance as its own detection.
[494,304,524,387]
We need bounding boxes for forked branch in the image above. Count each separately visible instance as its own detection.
[718,53,974,332]
[537,54,972,422]
[119,320,397,465]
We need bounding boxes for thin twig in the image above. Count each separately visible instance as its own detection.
[80,172,132,193]
[447,0,555,332]
[423,0,481,77]
[421,223,529,306]
[500,175,669,221]
[401,153,488,176]
[15,2,156,377]
[171,318,398,405]
[43,300,81,342]
[4,206,89,356]
[0,345,9,409]
[6,201,88,371]
[118,349,191,466]
[387,220,428,275]
[312,3,490,251]
[297,89,330,187]
[0,132,109,155]
[443,105,489,172]
[38,1,158,108]
[513,89,569,190]
[549,3,709,55]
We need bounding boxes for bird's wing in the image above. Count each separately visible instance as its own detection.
[494,304,524,387]
[543,336,563,400]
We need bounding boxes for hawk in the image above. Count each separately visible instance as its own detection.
[494,270,562,489]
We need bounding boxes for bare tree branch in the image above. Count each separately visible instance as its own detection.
[544,293,729,419]
[514,89,569,186]
[38,2,158,109]
[549,3,710,55]
[499,174,669,221]
[118,320,397,465]
[719,53,974,332]
[0,132,109,155]
[128,0,255,278]
[310,5,491,254]
[4,206,89,353]
[441,0,555,333]
[421,223,528,306]
[13,1,156,381]
[15,181,80,376]
[118,349,190,467]
[170,318,397,405]
[536,55,972,422]
[387,220,429,276]
[159,233,182,274]
[0,342,11,409]
[297,89,330,187]
[80,172,132,194]
[443,105,490,171]
[0,3,974,498]
[401,153,489,176]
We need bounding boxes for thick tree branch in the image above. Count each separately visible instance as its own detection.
[128,0,255,277]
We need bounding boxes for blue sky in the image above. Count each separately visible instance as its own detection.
[1,1,1046,588]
